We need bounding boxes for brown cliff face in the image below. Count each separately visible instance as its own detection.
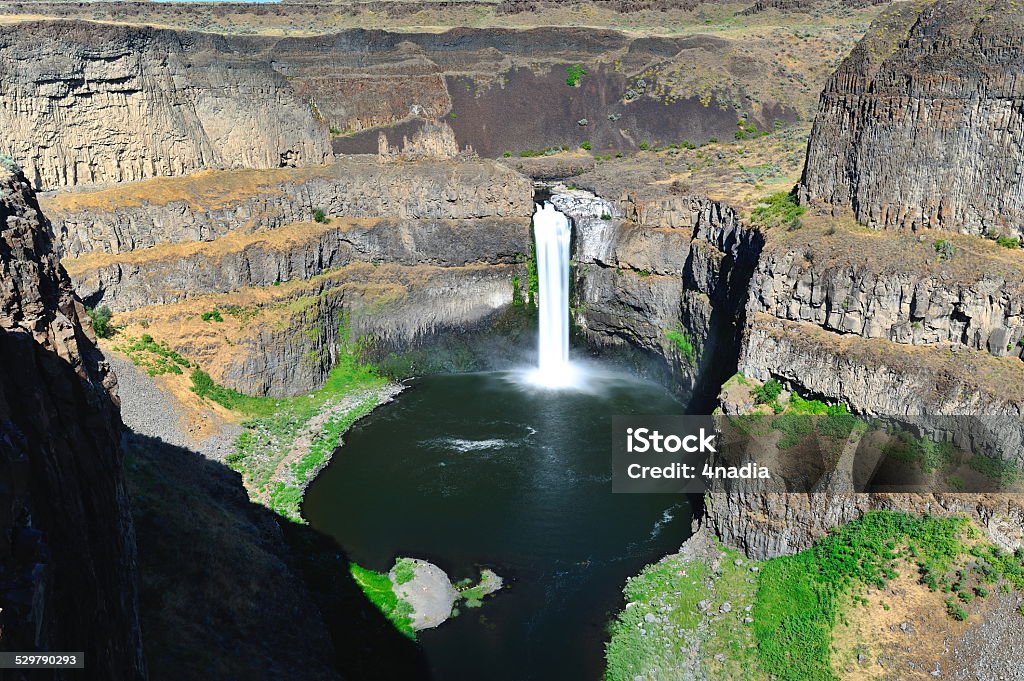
[800,0,1024,238]
[0,21,331,191]
[0,165,144,679]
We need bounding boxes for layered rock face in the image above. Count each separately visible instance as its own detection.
[54,158,533,396]
[800,0,1024,238]
[0,21,331,191]
[0,166,144,678]
[43,158,529,258]
[748,234,1024,360]
[554,186,763,408]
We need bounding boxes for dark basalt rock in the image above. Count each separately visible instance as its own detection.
[0,165,145,680]
[800,0,1024,238]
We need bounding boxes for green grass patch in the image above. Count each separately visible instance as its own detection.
[750,188,805,229]
[191,318,388,522]
[114,334,191,376]
[606,512,1024,681]
[665,327,696,364]
[605,554,711,680]
[349,563,416,639]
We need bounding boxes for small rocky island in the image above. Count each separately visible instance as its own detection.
[351,558,503,636]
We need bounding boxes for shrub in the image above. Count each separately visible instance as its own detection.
[86,305,114,338]
[638,142,650,151]
[201,309,224,323]
[580,141,592,151]
[600,213,612,221]
[0,154,20,172]
[996,235,1021,249]
[503,151,512,157]
[934,239,956,260]
[565,64,586,87]
[750,188,805,229]
[665,328,696,364]
[753,379,783,405]
[946,599,969,621]
[313,208,330,224]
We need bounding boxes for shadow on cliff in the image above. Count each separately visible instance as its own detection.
[123,431,431,681]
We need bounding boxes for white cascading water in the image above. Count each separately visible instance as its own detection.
[531,202,574,388]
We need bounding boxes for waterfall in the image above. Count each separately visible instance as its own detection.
[532,202,573,388]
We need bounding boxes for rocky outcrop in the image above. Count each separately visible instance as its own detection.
[800,0,1024,238]
[0,165,144,678]
[66,217,528,311]
[708,491,1024,560]
[115,262,520,397]
[554,186,763,408]
[0,21,331,191]
[749,240,1024,360]
[44,158,533,257]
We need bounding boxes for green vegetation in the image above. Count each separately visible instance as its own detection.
[349,563,416,638]
[526,243,539,305]
[734,118,763,141]
[606,554,711,680]
[607,511,1024,681]
[934,239,956,260]
[995,235,1021,249]
[968,453,1022,485]
[503,150,512,157]
[752,378,783,405]
[114,334,191,376]
[0,154,19,172]
[328,126,342,135]
[882,430,954,473]
[565,64,587,87]
[456,569,502,609]
[312,208,330,224]
[511,274,524,306]
[665,327,696,364]
[600,212,612,221]
[86,305,114,338]
[200,309,224,323]
[580,141,592,151]
[638,141,650,151]
[191,317,387,521]
[750,188,805,230]
[392,558,417,586]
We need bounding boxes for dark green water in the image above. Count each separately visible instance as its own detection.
[303,368,692,681]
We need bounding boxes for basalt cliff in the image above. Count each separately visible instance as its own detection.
[0,164,145,679]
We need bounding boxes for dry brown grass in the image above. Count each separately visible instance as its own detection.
[62,217,380,276]
[831,571,974,680]
[41,164,341,213]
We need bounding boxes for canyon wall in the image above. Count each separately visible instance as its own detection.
[43,159,529,258]
[0,21,331,191]
[0,164,145,679]
[555,185,763,408]
[54,158,533,397]
[800,0,1024,239]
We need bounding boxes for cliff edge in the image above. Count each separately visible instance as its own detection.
[0,162,145,679]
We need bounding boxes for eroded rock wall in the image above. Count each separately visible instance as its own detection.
[0,166,144,679]
[800,0,1024,238]
[0,21,331,191]
[44,159,532,257]
[554,188,762,407]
